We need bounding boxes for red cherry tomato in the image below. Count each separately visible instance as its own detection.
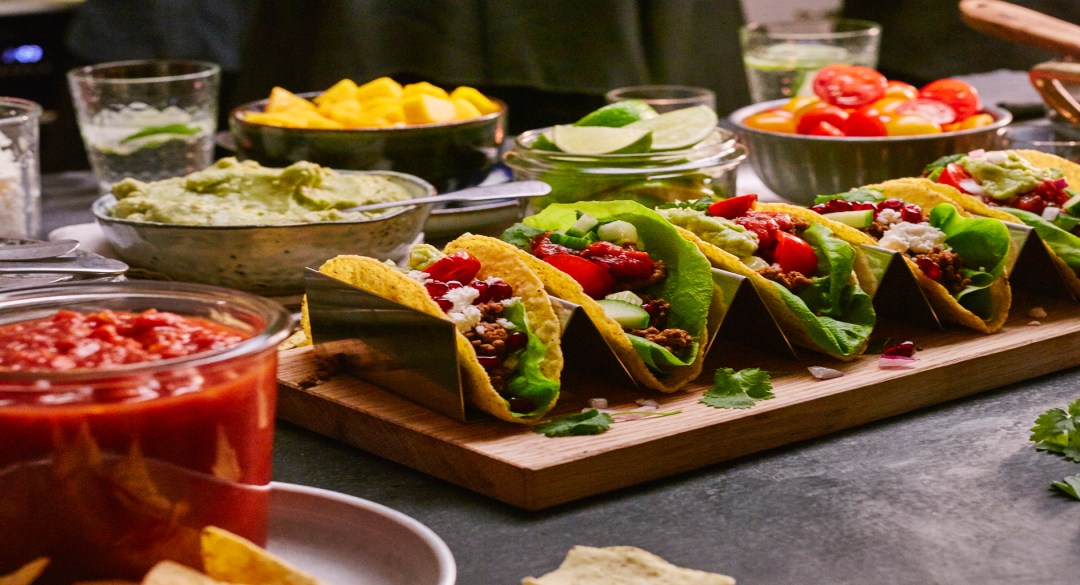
[424,251,481,282]
[884,80,919,100]
[812,64,888,108]
[772,231,819,276]
[707,193,758,219]
[806,121,846,136]
[542,253,614,299]
[845,104,888,136]
[896,98,957,125]
[919,79,981,121]
[937,163,974,193]
[795,103,849,135]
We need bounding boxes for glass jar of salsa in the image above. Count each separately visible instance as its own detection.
[503,127,746,214]
[0,281,291,584]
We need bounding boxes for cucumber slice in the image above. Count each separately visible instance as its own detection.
[1063,192,1080,215]
[605,290,644,305]
[571,213,599,234]
[597,220,639,245]
[823,209,875,229]
[596,299,651,329]
[548,231,592,250]
[1054,211,1080,233]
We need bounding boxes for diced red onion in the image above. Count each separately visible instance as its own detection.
[984,150,1006,164]
[1052,177,1069,190]
[957,178,986,196]
[879,355,918,369]
[634,398,659,410]
[589,397,609,410]
[1043,206,1061,221]
[968,148,986,159]
[808,366,844,380]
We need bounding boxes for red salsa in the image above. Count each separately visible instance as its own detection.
[0,309,277,584]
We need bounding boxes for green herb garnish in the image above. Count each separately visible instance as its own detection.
[120,123,201,144]
[700,367,774,410]
[1052,473,1080,500]
[533,409,614,437]
[1030,398,1080,461]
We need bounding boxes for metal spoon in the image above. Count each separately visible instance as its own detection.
[0,255,128,275]
[340,180,552,214]
[0,239,80,261]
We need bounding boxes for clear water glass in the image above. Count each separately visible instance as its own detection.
[604,85,717,113]
[0,97,41,239]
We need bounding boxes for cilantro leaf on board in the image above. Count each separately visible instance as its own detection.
[533,409,614,438]
[1052,473,1080,500]
[700,367,774,410]
[1030,398,1080,462]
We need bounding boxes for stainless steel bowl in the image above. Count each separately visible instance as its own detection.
[92,170,435,297]
[729,100,1013,205]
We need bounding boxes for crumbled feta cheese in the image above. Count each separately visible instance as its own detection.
[444,286,480,313]
[495,317,516,330]
[879,221,948,254]
[450,305,482,332]
[876,208,902,226]
[405,269,429,283]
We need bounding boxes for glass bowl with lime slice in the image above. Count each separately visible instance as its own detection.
[503,101,746,212]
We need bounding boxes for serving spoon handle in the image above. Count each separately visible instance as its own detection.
[341,180,551,214]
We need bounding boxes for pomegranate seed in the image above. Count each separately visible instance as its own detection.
[506,331,527,350]
[435,297,453,312]
[507,396,536,413]
[445,280,463,290]
[914,256,942,280]
[425,281,449,298]
[883,340,917,357]
[488,280,513,301]
[472,280,490,303]
[853,201,875,211]
[880,198,904,210]
[477,355,500,369]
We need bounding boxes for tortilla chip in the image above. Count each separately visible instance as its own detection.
[0,558,48,585]
[200,527,320,585]
[142,561,230,585]
[300,234,563,423]
[522,545,735,585]
[75,581,140,585]
[769,189,1012,334]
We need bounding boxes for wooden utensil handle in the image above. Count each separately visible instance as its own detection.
[960,0,1080,58]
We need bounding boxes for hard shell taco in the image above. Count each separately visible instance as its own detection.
[299,234,563,424]
[922,149,1080,295]
[807,179,1012,333]
[500,200,712,393]
[656,195,875,360]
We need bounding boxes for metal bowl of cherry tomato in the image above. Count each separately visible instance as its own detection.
[729,65,1012,204]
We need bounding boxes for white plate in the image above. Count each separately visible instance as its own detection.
[268,482,456,585]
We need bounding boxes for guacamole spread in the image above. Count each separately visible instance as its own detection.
[109,157,415,225]
[961,152,1061,201]
[657,206,760,262]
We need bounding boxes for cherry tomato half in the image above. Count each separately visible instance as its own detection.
[424,251,481,282]
[796,102,849,135]
[542,253,614,299]
[884,80,919,101]
[707,193,758,219]
[772,231,819,276]
[896,98,957,126]
[812,64,888,108]
[937,163,973,193]
[742,109,795,134]
[919,78,981,121]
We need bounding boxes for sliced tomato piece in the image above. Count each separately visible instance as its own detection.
[542,253,614,299]
[795,103,849,135]
[772,231,818,276]
[896,98,957,125]
[423,251,481,282]
[937,163,973,193]
[919,78,981,121]
[707,193,758,219]
[812,64,888,108]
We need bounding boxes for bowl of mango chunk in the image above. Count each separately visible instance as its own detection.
[229,77,507,192]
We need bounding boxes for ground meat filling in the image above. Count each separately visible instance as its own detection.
[913,247,970,295]
[462,302,513,393]
[866,220,891,240]
[620,256,667,291]
[627,326,695,355]
[757,265,814,292]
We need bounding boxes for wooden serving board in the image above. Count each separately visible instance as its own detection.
[276,293,1080,510]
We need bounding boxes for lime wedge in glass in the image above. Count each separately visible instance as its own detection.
[574,100,659,127]
[551,125,652,155]
[624,105,718,150]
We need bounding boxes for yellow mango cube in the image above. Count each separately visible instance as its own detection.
[266,87,316,113]
[314,78,360,106]
[403,81,450,99]
[356,76,404,101]
[449,86,500,114]
[402,94,456,124]
[364,100,405,124]
[318,99,385,127]
[242,111,311,128]
[452,97,482,120]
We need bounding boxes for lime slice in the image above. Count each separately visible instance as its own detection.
[531,132,561,151]
[624,105,718,150]
[574,100,659,127]
[551,125,652,155]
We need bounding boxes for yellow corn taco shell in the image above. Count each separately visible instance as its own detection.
[915,150,1080,297]
[792,182,1012,333]
[494,242,707,393]
[299,234,563,424]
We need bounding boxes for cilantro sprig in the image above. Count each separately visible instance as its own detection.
[1029,397,1080,500]
[533,409,614,437]
[700,367,774,410]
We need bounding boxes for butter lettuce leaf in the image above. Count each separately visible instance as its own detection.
[503,300,560,417]
[929,204,1011,319]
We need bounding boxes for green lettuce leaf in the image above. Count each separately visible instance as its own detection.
[928,204,1011,319]
[512,201,714,372]
[1002,207,1080,277]
[922,153,965,180]
[502,300,560,417]
[812,188,886,206]
[628,337,698,371]
[700,367,774,409]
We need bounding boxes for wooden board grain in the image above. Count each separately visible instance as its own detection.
[276,294,1080,510]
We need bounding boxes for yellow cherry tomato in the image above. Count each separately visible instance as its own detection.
[869,96,908,114]
[944,113,995,132]
[885,114,942,136]
[780,96,819,113]
[884,80,919,101]
[743,109,796,134]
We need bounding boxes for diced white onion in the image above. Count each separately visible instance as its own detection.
[957,178,986,196]
[1029,306,1048,319]
[808,366,844,380]
[985,150,1007,164]
[879,356,918,369]
[1043,206,1061,221]
[968,148,986,159]
[589,397,609,410]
